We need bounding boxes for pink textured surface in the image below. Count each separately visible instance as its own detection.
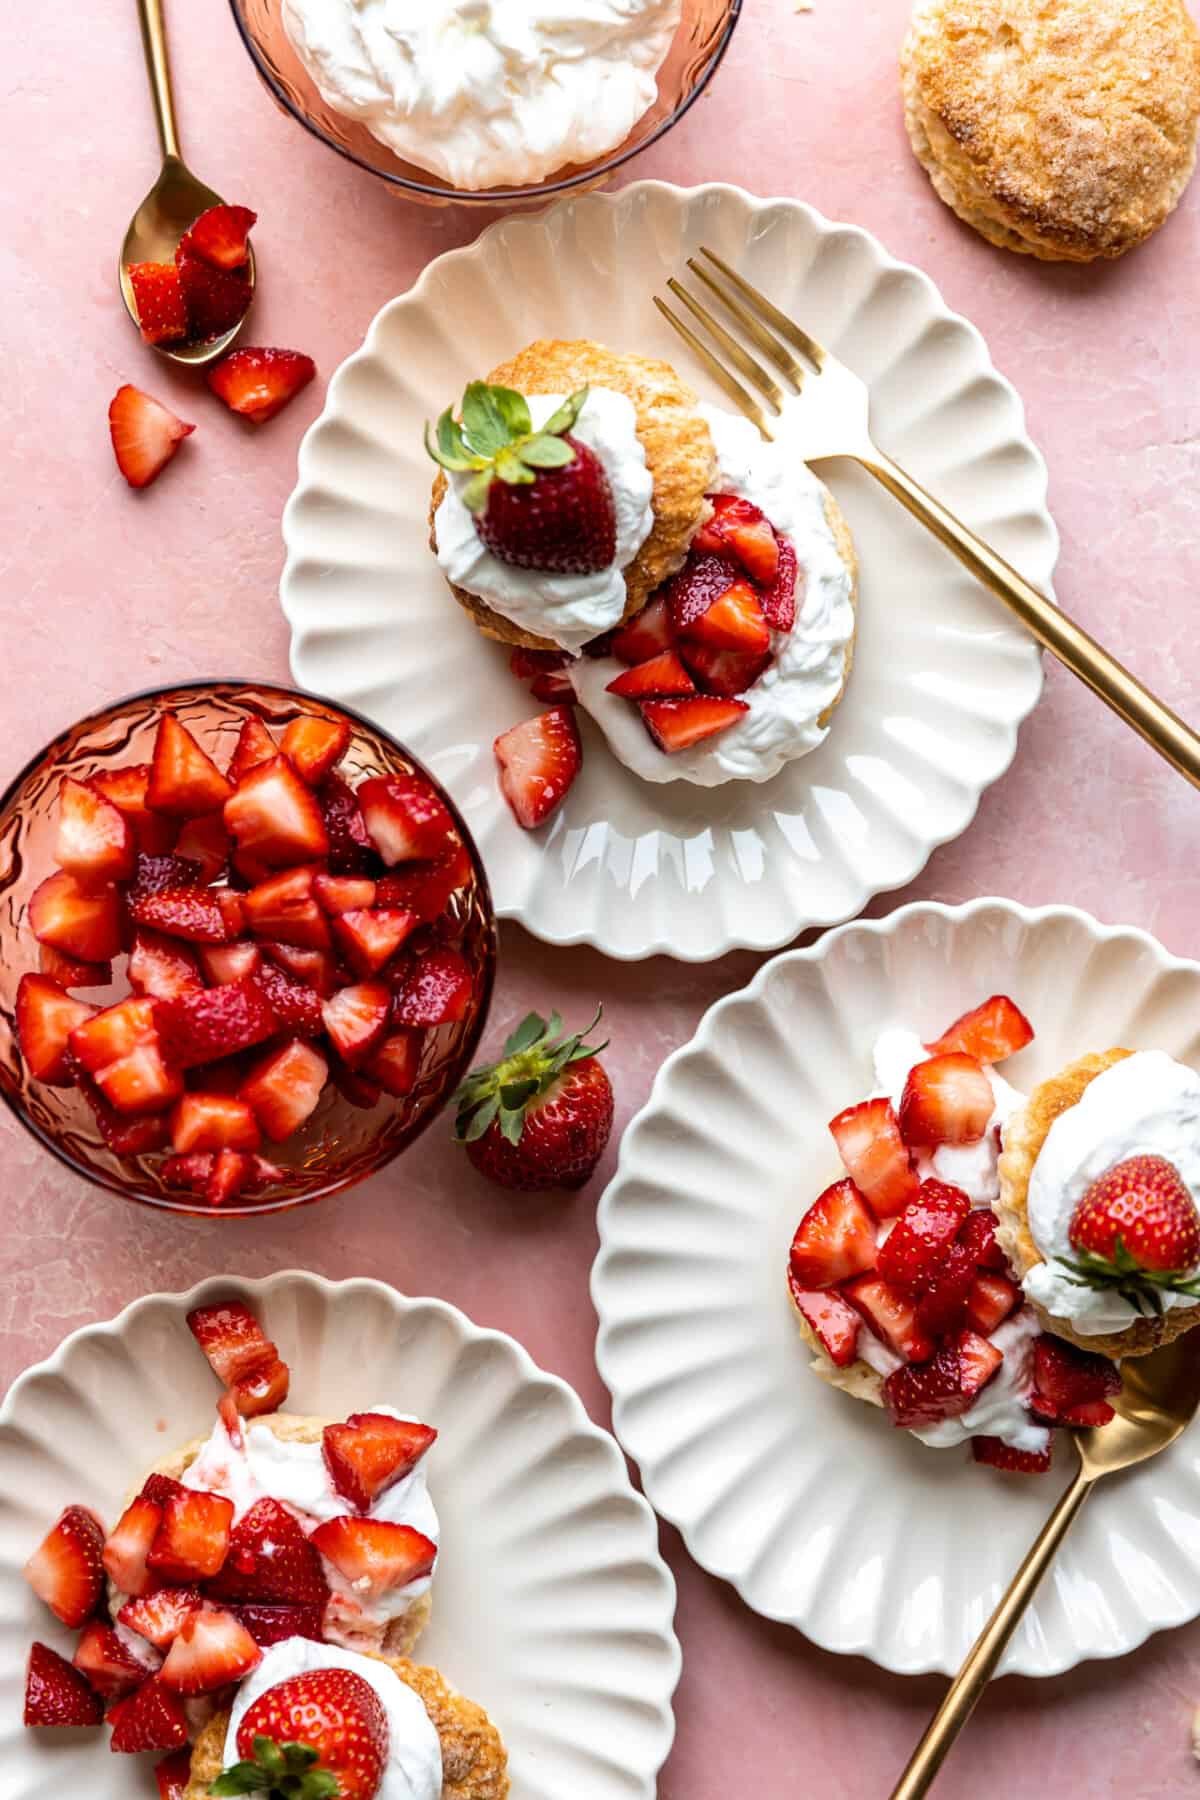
[5,0,1200,1794]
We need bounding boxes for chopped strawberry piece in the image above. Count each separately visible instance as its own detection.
[71,1059,173,1152]
[694,493,781,585]
[73,1620,158,1699]
[208,1497,329,1606]
[16,974,96,1085]
[391,948,473,1026]
[322,981,391,1066]
[171,1092,261,1153]
[128,852,202,899]
[957,1208,1009,1271]
[510,646,571,680]
[158,1605,261,1695]
[127,261,189,345]
[964,1272,1021,1335]
[357,773,457,866]
[675,637,770,697]
[229,1602,325,1647]
[843,1275,935,1364]
[103,1495,163,1598]
[128,885,234,945]
[280,714,350,786]
[29,869,123,962]
[1059,1398,1117,1427]
[1029,1338,1121,1424]
[204,1146,252,1207]
[227,716,277,784]
[915,1239,978,1337]
[253,958,325,1035]
[314,873,378,915]
[148,1489,234,1582]
[155,976,278,1068]
[241,1038,328,1142]
[610,595,672,665]
[316,773,377,875]
[787,1271,862,1367]
[309,1517,437,1597]
[494,706,581,828]
[198,940,262,985]
[759,535,799,633]
[24,1642,104,1728]
[147,713,234,819]
[639,695,749,752]
[882,1330,1001,1428]
[828,1097,920,1219]
[224,755,330,867]
[789,1179,878,1289]
[187,1299,283,1389]
[176,248,251,341]
[172,813,231,882]
[530,668,577,704]
[681,577,770,655]
[959,1328,1005,1397]
[129,928,203,1002]
[23,1504,105,1627]
[375,844,471,925]
[54,776,135,887]
[877,1180,972,1291]
[972,1435,1053,1474]
[364,1028,422,1097]
[329,1059,382,1109]
[928,994,1034,1063]
[332,906,417,977]
[322,1413,437,1512]
[107,1677,189,1753]
[140,1475,183,1507]
[207,346,317,422]
[69,997,183,1117]
[262,940,338,993]
[38,943,112,989]
[663,552,740,637]
[92,765,178,854]
[179,203,256,271]
[95,1040,183,1116]
[69,996,159,1073]
[109,384,194,488]
[119,1586,202,1651]
[606,650,696,699]
[232,1355,291,1417]
[242,865,331,949]
[898,1053,994,1147]
[155,1749,195,1800]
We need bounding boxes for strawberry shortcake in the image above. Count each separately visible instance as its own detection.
[788,996,1123,1474]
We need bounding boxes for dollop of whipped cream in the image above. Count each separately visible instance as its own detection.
[280,0,682,190]
[434,387,653,653]
[571,404,857,785]
[225,1637,442,1800]
[1024,1049,1200,1335]
[183,1405,438,1649]
[872,1026,1025,1209]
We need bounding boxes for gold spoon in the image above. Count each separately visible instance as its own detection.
[119,0,255,367]
[890,1334,1200,1799]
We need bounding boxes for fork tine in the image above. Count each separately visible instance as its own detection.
[698,246,828,372]
[665,279,784,412]
[653,297,775,439]
[685,259,808,391]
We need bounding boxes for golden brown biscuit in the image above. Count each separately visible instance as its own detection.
[996,1049,1200,1355]
[901,0,1200,260]
[184,1652,509,1800]
[136,1413,432,1656]
[429,338,717,650]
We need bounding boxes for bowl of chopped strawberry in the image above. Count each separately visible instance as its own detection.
[0,682,495,1213]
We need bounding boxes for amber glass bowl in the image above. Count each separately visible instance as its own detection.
[0,681,496,1217]
[227,0,742,208]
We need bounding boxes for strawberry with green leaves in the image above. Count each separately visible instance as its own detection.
[453,1007,613,1192]
[1062,1153,1200,1315]
[212,1666,387,1800]
[427,383,616,574]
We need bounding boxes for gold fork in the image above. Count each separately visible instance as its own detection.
[657,250,1200,791]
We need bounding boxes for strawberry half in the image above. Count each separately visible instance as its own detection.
[639,695,749,753]
[927,994,1034,1062]
[675,638,771,698]
[158,1605,261,1695]
[898,1053,994,1147]
[364,1028,423,1097]
[127,262,189,346]
[663,552,741,637]
[322,1413,437,1512]
[179,203,256,271]
[24,1642,104,1728]
[253,958,325,1036]
[207,347,317,422]
[789,1179,878,1289]
[915,1239,978,1338]
[317,774,377,876]
[357,773,457,866]
[23,1504,105,1627]
[187,1300,285,1389]
[227,716,277,784]
[828,1097,920,1219]
[494,706,581,829]
[54,777,135,886]
[759,535,800,632]
[1029,1337,1121,1425]
[128,884,238,945]
[375,844,471,926]
[787,1271,862,1367]
[108,385,194,489]
[957,1207,1008,1272]
[309,1516,437,1598]
[241,1038,328,1142]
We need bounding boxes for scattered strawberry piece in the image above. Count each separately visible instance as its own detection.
[309,1517,437,1597]
[898,1053,994,1147]
[375,844,471,925]
[681,577,770,655]
[15,974,96,1084]
[606,650,696,700]
[107,1677,189,1753]
[154,1749,195,1800]
[364,1028,422,1097]
[789,1179,878,1289]
[187,1299,285,1390]
[207,346,317,422]
[640,695,749,753]
[322,1413,437,1512]
[957,1208,1008,1271]
[54,777,135,887]
[208,1498,329,1607]
[453,1007,612,1191]
[228,1664,388,1800]
[241,1038,328,1142]
[1029,1337,1121,1424]
[29,869,123,962]
[224,755,330,868]
[198,940,262,986]
[972,1435,1053,1474]
[316,773,377,875]
[242,865,332,949]
[103,1495,163,1598]
[147,713,234,819]
[229,1602,325,1648]
[882,1330,1002,1428]
[156,976,278,1067]
[759,534,800,633]
[176,248,251,341]
[357,773,457,866]
[279,714,350,785]
[964,1272,1021,1335]
[493,706,581,829]
[128,884,235,945]
[828,1098,920,1219]
[610,595,672,666]
[877,1180,971,1291]
[109,385,194,489]
[663,552,741,637]
[675,637,771,697]
[232,1355,291,1418]
[23,1504,105,1627]
[92,765,178,854]
[73,1620,159,1699]
[173,813,231,882]
[158,1604,261,1694]
[148,1489,234,1583]
[24,1642,104,1728]
[392,948,473,1027]
[38,943,112,989]
[693,493,781,585]
[844,1275,935,1364]
[332,906,417,977]
[322,980,391,1067]
[915,1239,978,1337]
[171,1092,261,1153]
[128,928,203,1002]
[787,1270,862,1367]
[119,1586,202,1651]
[1065,1153,1200,1306]
[927,994,1034,1062]
[179,203,256,271]
[127,261,189,346]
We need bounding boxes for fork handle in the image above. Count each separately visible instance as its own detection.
[888,1463,1094,1800]
[866,450,1200,791]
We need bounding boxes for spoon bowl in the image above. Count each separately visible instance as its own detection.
[1077,1330,1200,1478]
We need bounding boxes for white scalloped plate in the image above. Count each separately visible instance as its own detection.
[281,182,1056,962]
[0,1273,679,1799]
[592,899,1200,1676]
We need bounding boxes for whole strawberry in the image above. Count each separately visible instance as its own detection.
[211,1667,387,1800]
[1064,1153,1200,1315]
[453,1007,614,1192]
[426,382,616,574]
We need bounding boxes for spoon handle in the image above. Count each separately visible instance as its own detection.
[888,1461,1094,1799]
[136,0,181,160]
